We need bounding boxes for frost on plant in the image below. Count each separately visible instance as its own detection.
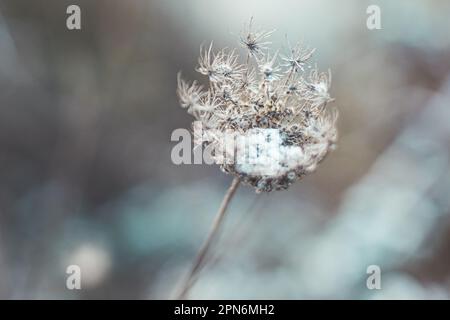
[177,20,338,193]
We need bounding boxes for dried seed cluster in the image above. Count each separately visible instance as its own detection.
[177,20,338,192]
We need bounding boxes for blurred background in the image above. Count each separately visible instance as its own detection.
[0,0,450,299]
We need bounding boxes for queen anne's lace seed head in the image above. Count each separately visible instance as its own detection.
[240,18,274,57]
[302,67,334,107]
[177,20,339,193]
[176,74,204,114]
[196,43,246,83]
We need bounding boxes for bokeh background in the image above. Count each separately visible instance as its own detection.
[1,0,450,299]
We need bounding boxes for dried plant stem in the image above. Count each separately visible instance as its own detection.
[174,177,240,299]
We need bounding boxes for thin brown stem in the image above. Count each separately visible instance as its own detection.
[173,177,240,299]
[203,194,263,273]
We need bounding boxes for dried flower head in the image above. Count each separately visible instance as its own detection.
[239,17,274,57]
[177,20,338,193]
[281,40,316,73]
